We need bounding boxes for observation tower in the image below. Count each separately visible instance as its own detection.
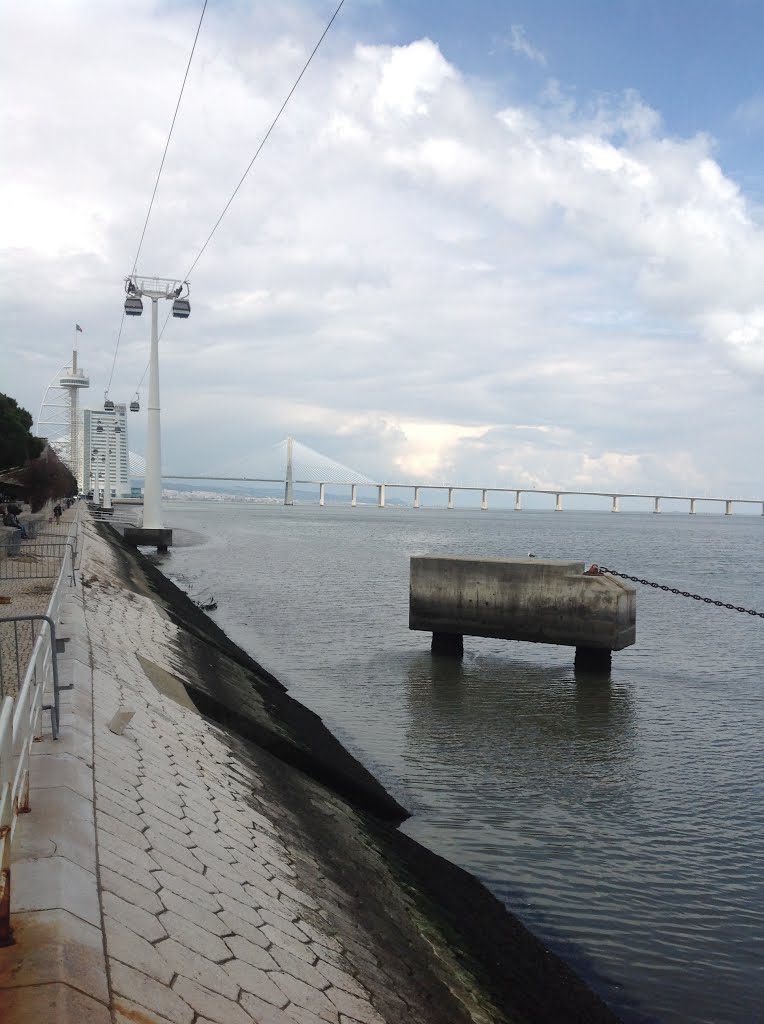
[37,350,90,487]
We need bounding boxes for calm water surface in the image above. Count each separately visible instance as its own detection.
[156,503,764,1024]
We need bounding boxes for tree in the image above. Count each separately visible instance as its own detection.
[0,394,44,470]
[14,447,77,511]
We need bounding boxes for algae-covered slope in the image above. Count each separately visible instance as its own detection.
[97,522,619,1023]
[101,523,407,822]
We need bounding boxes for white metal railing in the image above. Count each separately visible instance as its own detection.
[0,506,81,945]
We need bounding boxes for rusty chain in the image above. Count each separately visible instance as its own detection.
[598,567,764,618]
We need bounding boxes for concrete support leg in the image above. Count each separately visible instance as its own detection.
[447,487,454,510]
[319,483,325,507]
[515,491,522,511]
[414,486,420,509]
[611,495,620,513]
[351,484,357,507]
[574,647,612,674]
[555,493,563,512]
[725,500,732,515]
[689,498,696,514]
[654,496,662,513]
[431,632,464,657]
[481,489,487,511]
[378,484,385,508]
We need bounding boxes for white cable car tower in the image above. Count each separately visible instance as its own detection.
[36,349,90,486]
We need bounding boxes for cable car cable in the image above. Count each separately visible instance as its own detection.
[183,0,346,281]
[106,0,208,398]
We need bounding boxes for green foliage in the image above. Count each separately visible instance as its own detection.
[0,393,44,470]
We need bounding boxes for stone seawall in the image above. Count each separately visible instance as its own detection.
[1,517,620,1023]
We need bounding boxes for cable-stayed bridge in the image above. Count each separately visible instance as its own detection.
[151,438,764,515]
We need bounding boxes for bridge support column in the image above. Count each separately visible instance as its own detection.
[351,484,357,507]
[654,496,662,513]
[431,632,464,657]
[689,498,696,514]
[481,489,488,511]
[515,490,522,511]
[414,486,421,509]
[555,493,563,512]
[612,495,619,513]
[761,502,764,516]
[378,484,385,508]
[447,487,454,510]
[725,500,733,515]
[319,483,325,507]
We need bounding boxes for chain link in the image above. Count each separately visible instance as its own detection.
[599,567,764,618]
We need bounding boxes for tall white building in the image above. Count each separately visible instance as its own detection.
[82,404,130,497]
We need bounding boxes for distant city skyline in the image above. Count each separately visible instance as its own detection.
[2,1,763,496]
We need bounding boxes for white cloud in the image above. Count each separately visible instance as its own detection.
[0,2,762,498]
[494,25,547,67]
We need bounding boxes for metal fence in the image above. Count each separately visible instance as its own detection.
[0,513,78,944]
[0,537,76,582]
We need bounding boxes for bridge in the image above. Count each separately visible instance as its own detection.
[153,438,764,515]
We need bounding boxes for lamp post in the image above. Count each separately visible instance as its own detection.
[123,274,190,530]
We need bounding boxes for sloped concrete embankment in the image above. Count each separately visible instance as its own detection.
[94,522,619,1024]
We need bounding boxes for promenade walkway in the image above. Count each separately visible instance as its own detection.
[0,517,488,1023]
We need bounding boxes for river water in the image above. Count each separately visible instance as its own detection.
[154,502,764,1024]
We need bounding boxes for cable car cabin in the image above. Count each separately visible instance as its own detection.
[172,298,190,319]
[130,399,140,412]
[104,399,114,412]
[124,295,143,316]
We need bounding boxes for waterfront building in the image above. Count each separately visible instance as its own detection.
[82,404,130,497]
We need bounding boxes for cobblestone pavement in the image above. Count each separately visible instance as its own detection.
[0,519,410,1024]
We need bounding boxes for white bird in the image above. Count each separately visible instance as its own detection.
[527,552,536,558]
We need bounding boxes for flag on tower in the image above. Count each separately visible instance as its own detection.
[75,324,83,332]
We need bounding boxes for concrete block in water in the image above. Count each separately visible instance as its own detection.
[409,556,636,651]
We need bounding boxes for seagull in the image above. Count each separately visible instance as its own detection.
[527,552,536,558]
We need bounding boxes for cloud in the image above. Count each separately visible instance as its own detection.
[0,3,762,499]
[492,25,548,67]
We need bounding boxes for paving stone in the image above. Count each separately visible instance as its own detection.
[18,785,98,874]
[103,891,167,943]
[272,945,334,991]
[100,866,164,914]
[98,827,159,873]
[160,910,232,961]
[146,829,206,872]
[105,915,173,983]
[313,960,369,1000]
[150,849,212,888]
[244,882,299,921]
[97,808,151,849]
[259,909,309,943]
[225,959,288,1005]
[224,934,280,972]
[325,986,386,1024]
[0,909,108,1003]
[270,972,338,1021]
[271,876,320,910]
[142,812,197,848]
[187,822,236,861]
[138,780,185,814]
[286,1006,340,1024]
[154,867,220,906]
[99,845,160,892]
[182,802,219,831]
[156,938,238,998]
[111,976,193,1024]
[0,982,111,1024]
[298,919,343,952]
[95,792,146,833]
[28,751,93,800]
[172,976,252,1024]
[217,907,269,948]
[95,780,143,816]
[159,888,227,934]
[238,991,296,1024]
[143,796,187,823]
[192,845,249,880]
[96,767,142,801]
[11,856,100,927]
[263,923,319,964]
[216,891,271,931]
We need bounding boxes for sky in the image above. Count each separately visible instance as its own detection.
[2,0,764,498]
